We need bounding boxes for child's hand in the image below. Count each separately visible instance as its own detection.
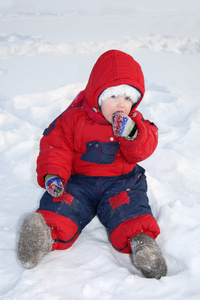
[112,112,138,140]
[45,175,64,197]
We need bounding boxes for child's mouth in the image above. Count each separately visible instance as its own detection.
[112,111,124,123]
[112,111,123,117]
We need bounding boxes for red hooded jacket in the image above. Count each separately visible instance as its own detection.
[37,50,158,188]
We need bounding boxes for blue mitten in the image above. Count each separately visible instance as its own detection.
[112,112,138,140]
[45,175,64,197]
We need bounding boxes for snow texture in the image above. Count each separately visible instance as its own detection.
[0,1,200,299]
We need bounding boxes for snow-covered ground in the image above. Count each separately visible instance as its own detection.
[0,1,200,299]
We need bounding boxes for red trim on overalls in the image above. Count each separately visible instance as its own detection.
[109,214,160,253]
[36,210,79,251]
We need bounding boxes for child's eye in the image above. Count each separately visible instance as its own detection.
[125,96,132,101]
[111,95,116,98]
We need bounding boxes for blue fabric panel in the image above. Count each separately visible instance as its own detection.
[81,141,119,164]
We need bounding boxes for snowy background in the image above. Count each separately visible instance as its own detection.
[0,1,200,299]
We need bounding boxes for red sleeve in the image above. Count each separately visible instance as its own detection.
[118,111,158,163]
[36,109,75,188]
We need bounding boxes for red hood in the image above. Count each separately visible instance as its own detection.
[84,50,145,119]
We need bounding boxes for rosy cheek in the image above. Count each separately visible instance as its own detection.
[125,103,132,115]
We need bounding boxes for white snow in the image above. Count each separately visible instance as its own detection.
[0,1,200,299]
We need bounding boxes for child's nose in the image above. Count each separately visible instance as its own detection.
[116,96,125,107]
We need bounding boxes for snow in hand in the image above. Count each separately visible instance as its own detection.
[0,1,200,299]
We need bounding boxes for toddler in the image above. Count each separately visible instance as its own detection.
[17,49,167,279]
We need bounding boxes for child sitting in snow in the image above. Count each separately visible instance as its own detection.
[17,49,167,279]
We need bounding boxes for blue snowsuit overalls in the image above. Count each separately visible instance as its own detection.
[36,50,160,253]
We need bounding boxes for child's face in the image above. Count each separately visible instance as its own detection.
[101,95,132,123]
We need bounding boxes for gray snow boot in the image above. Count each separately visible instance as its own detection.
[17,213,53,269]
[131,234,167,279]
